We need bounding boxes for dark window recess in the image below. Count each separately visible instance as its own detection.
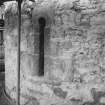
[0,19,5,72]
[38,17,46,76]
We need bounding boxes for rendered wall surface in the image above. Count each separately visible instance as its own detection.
[4,0,105,105]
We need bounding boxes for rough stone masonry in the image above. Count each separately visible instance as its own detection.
[3,0,105,105]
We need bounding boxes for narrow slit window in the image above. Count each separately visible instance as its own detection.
[38,17,46,76]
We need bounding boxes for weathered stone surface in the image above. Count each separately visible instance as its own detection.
[4,0,105,105]
[25,97,40,105]
[82,88,105,105]
[53,87,67,99]
[100,97,105,104]
[21,53,39,76]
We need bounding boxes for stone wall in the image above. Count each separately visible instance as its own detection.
[4,0,105,105]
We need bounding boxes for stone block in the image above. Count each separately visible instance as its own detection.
[53,87,67,99]
[100,97,105,104]
[21,53,39,76]
[34,34,39,54]
[91,15,105,26]
[25,97,40,105]
[49,58,73,81]
[21,39,28,52]
[44,56,53,78]
[50,39,73,57]
[50,40,60,56]
[44,29,51,55]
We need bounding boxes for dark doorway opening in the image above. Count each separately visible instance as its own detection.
[38,17,46,76]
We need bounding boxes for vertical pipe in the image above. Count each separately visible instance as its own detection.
[17,0,21,105]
